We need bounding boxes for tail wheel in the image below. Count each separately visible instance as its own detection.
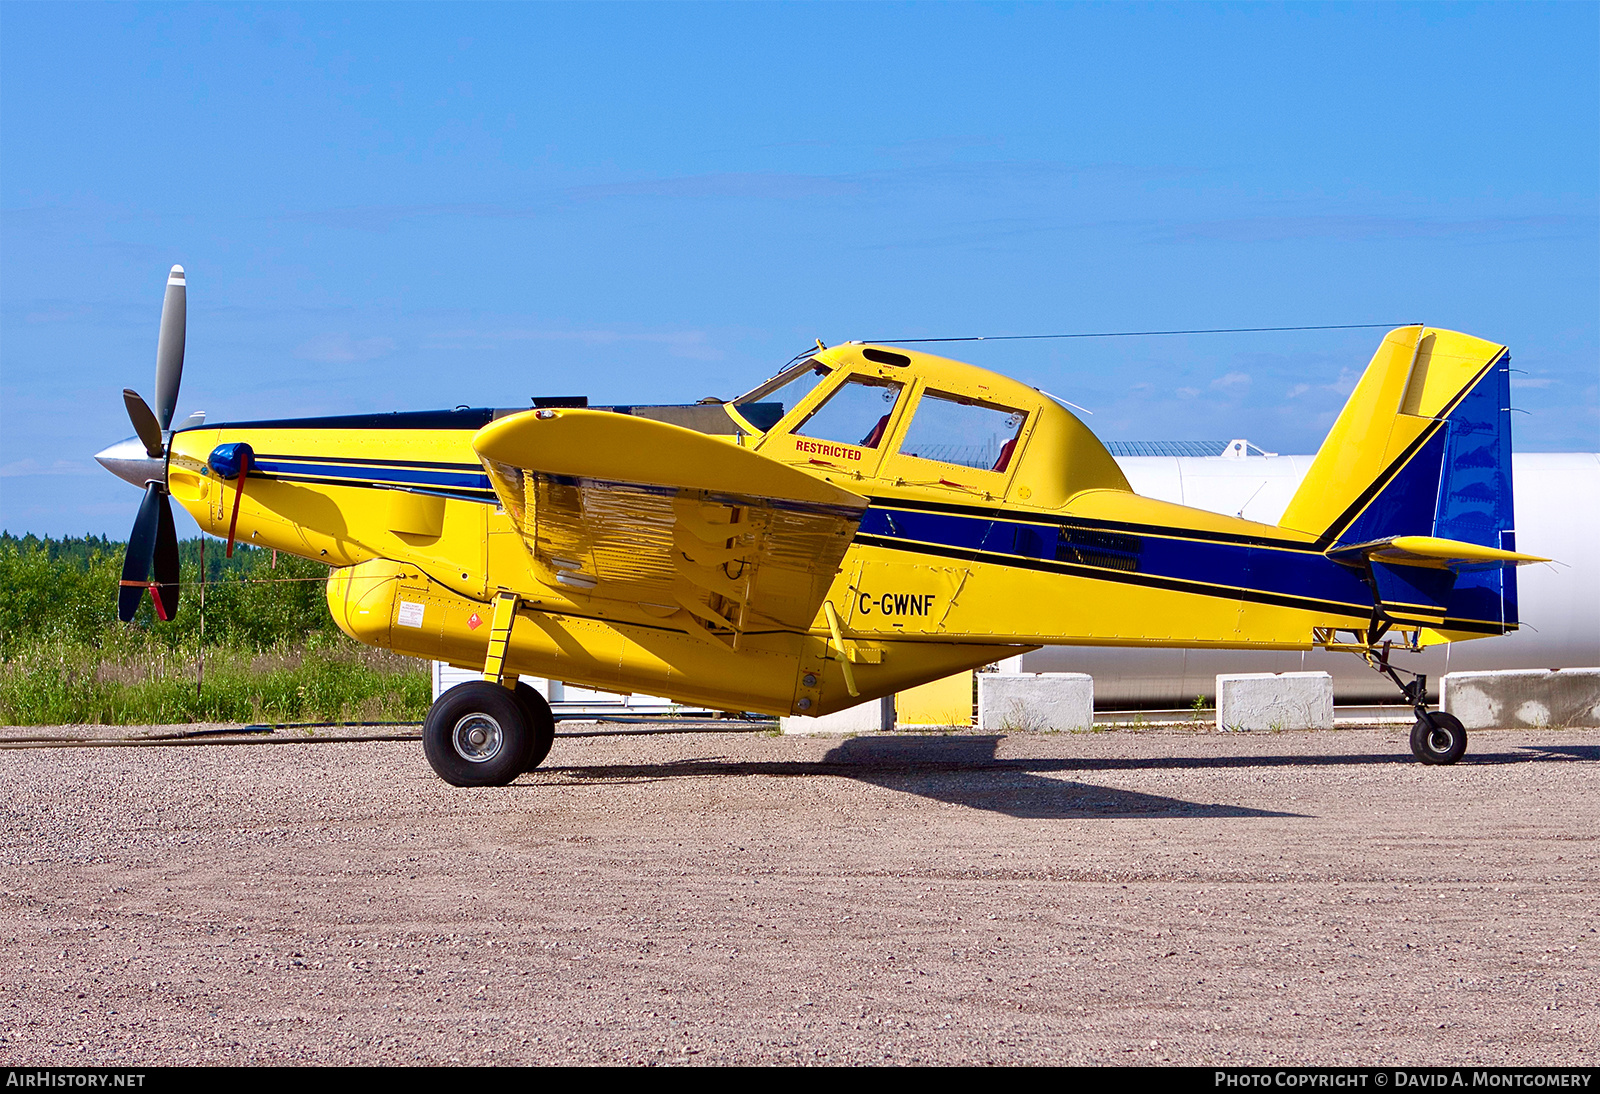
[511,681,557,772]
[1411,711,1468,765]
[422,681,532,787]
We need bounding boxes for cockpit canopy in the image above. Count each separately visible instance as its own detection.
[729,343,1128,508]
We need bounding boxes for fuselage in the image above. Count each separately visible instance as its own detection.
[159,340,1513,717]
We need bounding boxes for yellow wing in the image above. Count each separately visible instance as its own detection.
[473,409,868,643]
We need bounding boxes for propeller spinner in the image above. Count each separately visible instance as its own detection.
[95,265,194,623]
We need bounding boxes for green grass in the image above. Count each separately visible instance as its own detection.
[0,534,427,726]
[0,633,430,726]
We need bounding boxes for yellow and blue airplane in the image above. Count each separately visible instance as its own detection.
[99,266,1545,784]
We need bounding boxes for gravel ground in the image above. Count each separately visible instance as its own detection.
[0,724,1595,1066]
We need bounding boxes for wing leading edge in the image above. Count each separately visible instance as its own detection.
[473,409,868,644]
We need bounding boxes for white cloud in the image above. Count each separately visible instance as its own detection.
[0,458,96,478]
[424,327,724,362]
[1286,383,1310,398]
[1175,386,1200,400]
[24,305,92,324]
[566,172,856,202]
[1325,368,1362,397]
[293,333,398,364]
[1210,371,1251,391]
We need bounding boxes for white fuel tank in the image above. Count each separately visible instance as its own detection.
[1019,449,1600,704]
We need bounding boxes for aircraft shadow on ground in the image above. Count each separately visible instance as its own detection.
[546,735,1305,820]
[1508,742,1600,762]
[541,736,1598,819]
[818,736,1298,819]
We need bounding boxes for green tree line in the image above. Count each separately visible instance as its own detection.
[0,534,427,725]
[0,533,339,655]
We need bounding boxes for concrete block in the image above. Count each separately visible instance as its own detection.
[781,696,895,735]
[897,672,974,728]
[1216,672,1333,732]
[978,673,1093,732]
[1442,668,1600,729]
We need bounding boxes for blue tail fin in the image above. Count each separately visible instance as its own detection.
[1324,342,1520,634]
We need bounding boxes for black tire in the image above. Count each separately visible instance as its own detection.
[1411,711,1468,765]
[422,681,532,787]
[511,681,557,772]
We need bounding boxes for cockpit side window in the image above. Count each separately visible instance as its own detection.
[793,376,905,450]
[898,391,1028,472]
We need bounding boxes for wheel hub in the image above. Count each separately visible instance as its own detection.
[452,713,504,763]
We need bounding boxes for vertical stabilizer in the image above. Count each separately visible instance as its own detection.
[1281,327,1520,631]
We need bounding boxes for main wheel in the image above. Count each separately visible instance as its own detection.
[1411,711,1468,765]
[422,681,532,787]
[511,681,557,772]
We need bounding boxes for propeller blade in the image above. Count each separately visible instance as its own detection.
[174,410,206,431]
[152,493,180,622]
[154,265,186,430]
[118,483,162,622]
[122,390,165,459]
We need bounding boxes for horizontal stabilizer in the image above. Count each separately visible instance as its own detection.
[1329,534,1549,626]
[1329,534,1548,571]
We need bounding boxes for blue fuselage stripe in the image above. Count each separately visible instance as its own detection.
[860,503,1375,611]
[253,459,494,493]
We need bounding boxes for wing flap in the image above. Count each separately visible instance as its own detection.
[473,409,868,639]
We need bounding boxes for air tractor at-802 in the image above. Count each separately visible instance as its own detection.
[99,266,1545,785]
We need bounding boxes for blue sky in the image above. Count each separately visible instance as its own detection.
[2,2,1595,536]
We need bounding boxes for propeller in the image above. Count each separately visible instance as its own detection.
[106,266,189,623]
[122,389,164,458]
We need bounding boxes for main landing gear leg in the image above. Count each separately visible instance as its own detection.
[1362,643,1467,765]
[421,591,553,787]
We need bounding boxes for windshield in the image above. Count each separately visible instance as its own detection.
[731,357,832,432]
